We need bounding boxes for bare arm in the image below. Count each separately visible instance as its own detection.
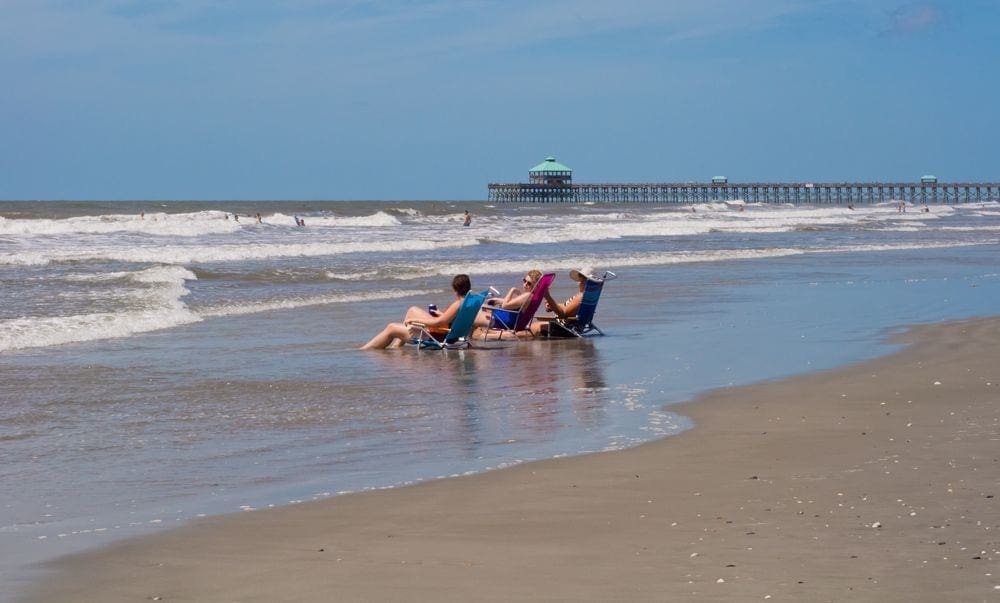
[544,291,581,319]
[412,298,460,328]
[404,298,459,328]
[501,290,530,310]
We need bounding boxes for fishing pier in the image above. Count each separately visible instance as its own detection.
[488,158,1000,205]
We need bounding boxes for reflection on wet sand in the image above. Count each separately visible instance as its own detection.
[473,339,609,436]
[359,340,610,456]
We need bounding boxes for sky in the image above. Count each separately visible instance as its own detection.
[2,0,998,200]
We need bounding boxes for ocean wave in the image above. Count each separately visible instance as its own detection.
[0,238,477,267]
[0,308,202,353]
[62,265,198,284]
[0,266,199,353]
[270,211,402,228]
[197,288,438,318]
[0,203,974,270]
[355,239,999,283]
[0,211,240,237]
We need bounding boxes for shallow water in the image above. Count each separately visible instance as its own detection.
[2,199,999,598]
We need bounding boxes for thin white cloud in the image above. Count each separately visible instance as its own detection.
[2,0,825,59]
[886,2,946,34]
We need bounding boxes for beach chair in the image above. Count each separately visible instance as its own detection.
[481,272,556,341]
[543,271,617,337]
[408,290,489,350]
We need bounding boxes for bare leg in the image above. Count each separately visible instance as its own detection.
[360,322,412,350]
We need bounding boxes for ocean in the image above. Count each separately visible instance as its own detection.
[2,199,999,598]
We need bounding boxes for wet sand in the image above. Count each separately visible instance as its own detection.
[19,318,1000,602]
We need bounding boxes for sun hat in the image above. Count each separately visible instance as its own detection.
[569,269,588,282]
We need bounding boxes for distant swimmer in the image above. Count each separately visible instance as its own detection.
[140,211,144,220]
[256,213,262,223]
[463,210,472,227]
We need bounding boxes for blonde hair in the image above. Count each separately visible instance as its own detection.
[526,269,542,285]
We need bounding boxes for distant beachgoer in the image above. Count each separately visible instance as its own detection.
[256,213,262,223]
[463,210,472,227]
[848,204,854,210]
[233,214,239,222]
[140,211,144,220]
[225,214,230,220]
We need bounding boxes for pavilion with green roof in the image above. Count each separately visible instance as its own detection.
[528,156,572,186]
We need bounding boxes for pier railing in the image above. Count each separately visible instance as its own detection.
[487,182,1000,204]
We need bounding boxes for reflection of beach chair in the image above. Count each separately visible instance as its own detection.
[544,271,617,337]
[481,272,555,341]
[409,290,489,350]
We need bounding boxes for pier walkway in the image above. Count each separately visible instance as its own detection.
[488,181,1000,205]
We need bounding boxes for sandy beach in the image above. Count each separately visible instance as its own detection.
[19,317,1000,602]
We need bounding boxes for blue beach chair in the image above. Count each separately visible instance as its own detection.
[544,271,617,337]
[408,290,489,350]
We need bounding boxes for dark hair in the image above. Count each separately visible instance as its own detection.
[452,274,471,296]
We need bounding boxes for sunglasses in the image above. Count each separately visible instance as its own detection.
[523,278,534,286]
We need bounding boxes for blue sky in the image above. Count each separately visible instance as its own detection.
[2,0,998,200]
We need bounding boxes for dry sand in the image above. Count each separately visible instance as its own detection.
[19,318,1000,602]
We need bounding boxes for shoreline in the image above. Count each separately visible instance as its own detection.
[19,317,1000,602]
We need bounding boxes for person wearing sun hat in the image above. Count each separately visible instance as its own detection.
[528,269,590,335]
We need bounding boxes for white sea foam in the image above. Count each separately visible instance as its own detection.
[270,211,401,227]
[0,211,239,237]
[364,239,998,283]
[0,238,476,266]
[0,266,199,353]
[481,203,953,245]
[0,203,976,268]
[0,281,448,351]
[197,288,438,318]
[939,225,1000,232]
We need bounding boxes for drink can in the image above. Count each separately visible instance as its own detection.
[428,304,437,315]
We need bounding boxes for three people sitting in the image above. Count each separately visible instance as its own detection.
[360,269,593,349]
